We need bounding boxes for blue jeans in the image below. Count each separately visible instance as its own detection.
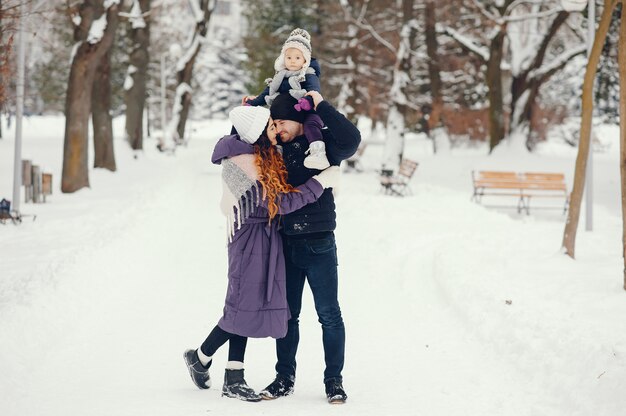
[275,233,345,383]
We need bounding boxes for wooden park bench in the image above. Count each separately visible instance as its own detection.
[380,159,419,197]
[471,170,569,214]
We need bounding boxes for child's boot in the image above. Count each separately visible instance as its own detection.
[304,141,331,170]
[294,96,314,112]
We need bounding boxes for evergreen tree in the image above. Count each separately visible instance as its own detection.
[195,27,247,118]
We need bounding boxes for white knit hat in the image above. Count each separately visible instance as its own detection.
[274,28,312,78]
[228,106,270,144]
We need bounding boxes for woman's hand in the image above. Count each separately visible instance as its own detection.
[304,91,324,110]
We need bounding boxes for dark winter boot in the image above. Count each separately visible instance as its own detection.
[183,349,211,389]
[259,375,295,400]
[325,379,347,404]
[222,369,262,402]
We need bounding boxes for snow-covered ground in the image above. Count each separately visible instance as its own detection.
[1,115,625,416]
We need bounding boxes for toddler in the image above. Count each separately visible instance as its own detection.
[245,28,329,170]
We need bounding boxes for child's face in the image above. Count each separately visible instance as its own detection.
[284,48,306,71]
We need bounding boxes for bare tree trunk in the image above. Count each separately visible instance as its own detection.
[487,30,506,153]
[619,2,626,289]
[63,55,95,192]
[382,0,417,175]
[62,0,120,193]
[172,0,213,143]
[425,1,443,130]
[92,48,116,171]
[125,0,150,151]
[562,0,617,258]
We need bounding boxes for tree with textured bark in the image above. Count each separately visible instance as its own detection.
[381,0,418,175]
[424,1,443,147]
[340,0,418,175]
[161,0,213,149]
[508,7,585,147]
[124,0,150,151]
[61,0,120,193]
[92,46,117,171]
[562,0,618,258]
[442,0,511,152]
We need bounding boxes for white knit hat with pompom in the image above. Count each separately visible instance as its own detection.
[274,28,312,78]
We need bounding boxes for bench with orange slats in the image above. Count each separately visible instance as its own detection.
[471,170,569,214]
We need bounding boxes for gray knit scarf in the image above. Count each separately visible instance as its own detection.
[220,155,262,241]
[264,67,316,106]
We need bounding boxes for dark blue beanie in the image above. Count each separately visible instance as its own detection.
[270,94,306,124]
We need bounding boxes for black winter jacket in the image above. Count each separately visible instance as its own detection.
[280,101,361,236]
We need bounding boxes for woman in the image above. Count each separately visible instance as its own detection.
[183,106,338,402]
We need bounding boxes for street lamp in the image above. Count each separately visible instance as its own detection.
[12,0,50,216]
[561,0,595,231]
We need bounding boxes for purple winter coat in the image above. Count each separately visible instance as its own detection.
[211,135,324,339]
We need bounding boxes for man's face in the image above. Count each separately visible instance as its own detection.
[273,119,302,143]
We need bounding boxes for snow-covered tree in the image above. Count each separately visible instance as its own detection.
[61,0,121,193]
[339,0,420,174]
[507,6,585,147]
[194,26,246,119]
[442,0,511,152]
[160,0,214,150]
[92,45,117,171]
[597,7,621,123]
[124,0,150,150]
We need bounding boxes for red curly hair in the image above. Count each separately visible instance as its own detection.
[254,135,299,222]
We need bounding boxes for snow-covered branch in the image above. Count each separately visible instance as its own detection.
[505,0,550,15]
[472,0,503,24]
[87,13,108,44]
[176,34,201,72]
[104,0,120,9]
[188,0,214,24]
[504,7,560,22]
[528,44,586,81]
[339,0,397,54]
[188,0,204,23]
[120,0,148,29]
[441,26,490,62]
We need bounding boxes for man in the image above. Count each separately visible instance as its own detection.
[259,92,361,404]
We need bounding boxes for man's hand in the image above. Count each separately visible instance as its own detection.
[305,91,324,110]
[241,95,257,105]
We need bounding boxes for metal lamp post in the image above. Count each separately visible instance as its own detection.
[11,0,25,214]
[561,0,595,231]
[11,0,50,215]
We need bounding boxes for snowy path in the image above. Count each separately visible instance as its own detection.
[2,123,626,415]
